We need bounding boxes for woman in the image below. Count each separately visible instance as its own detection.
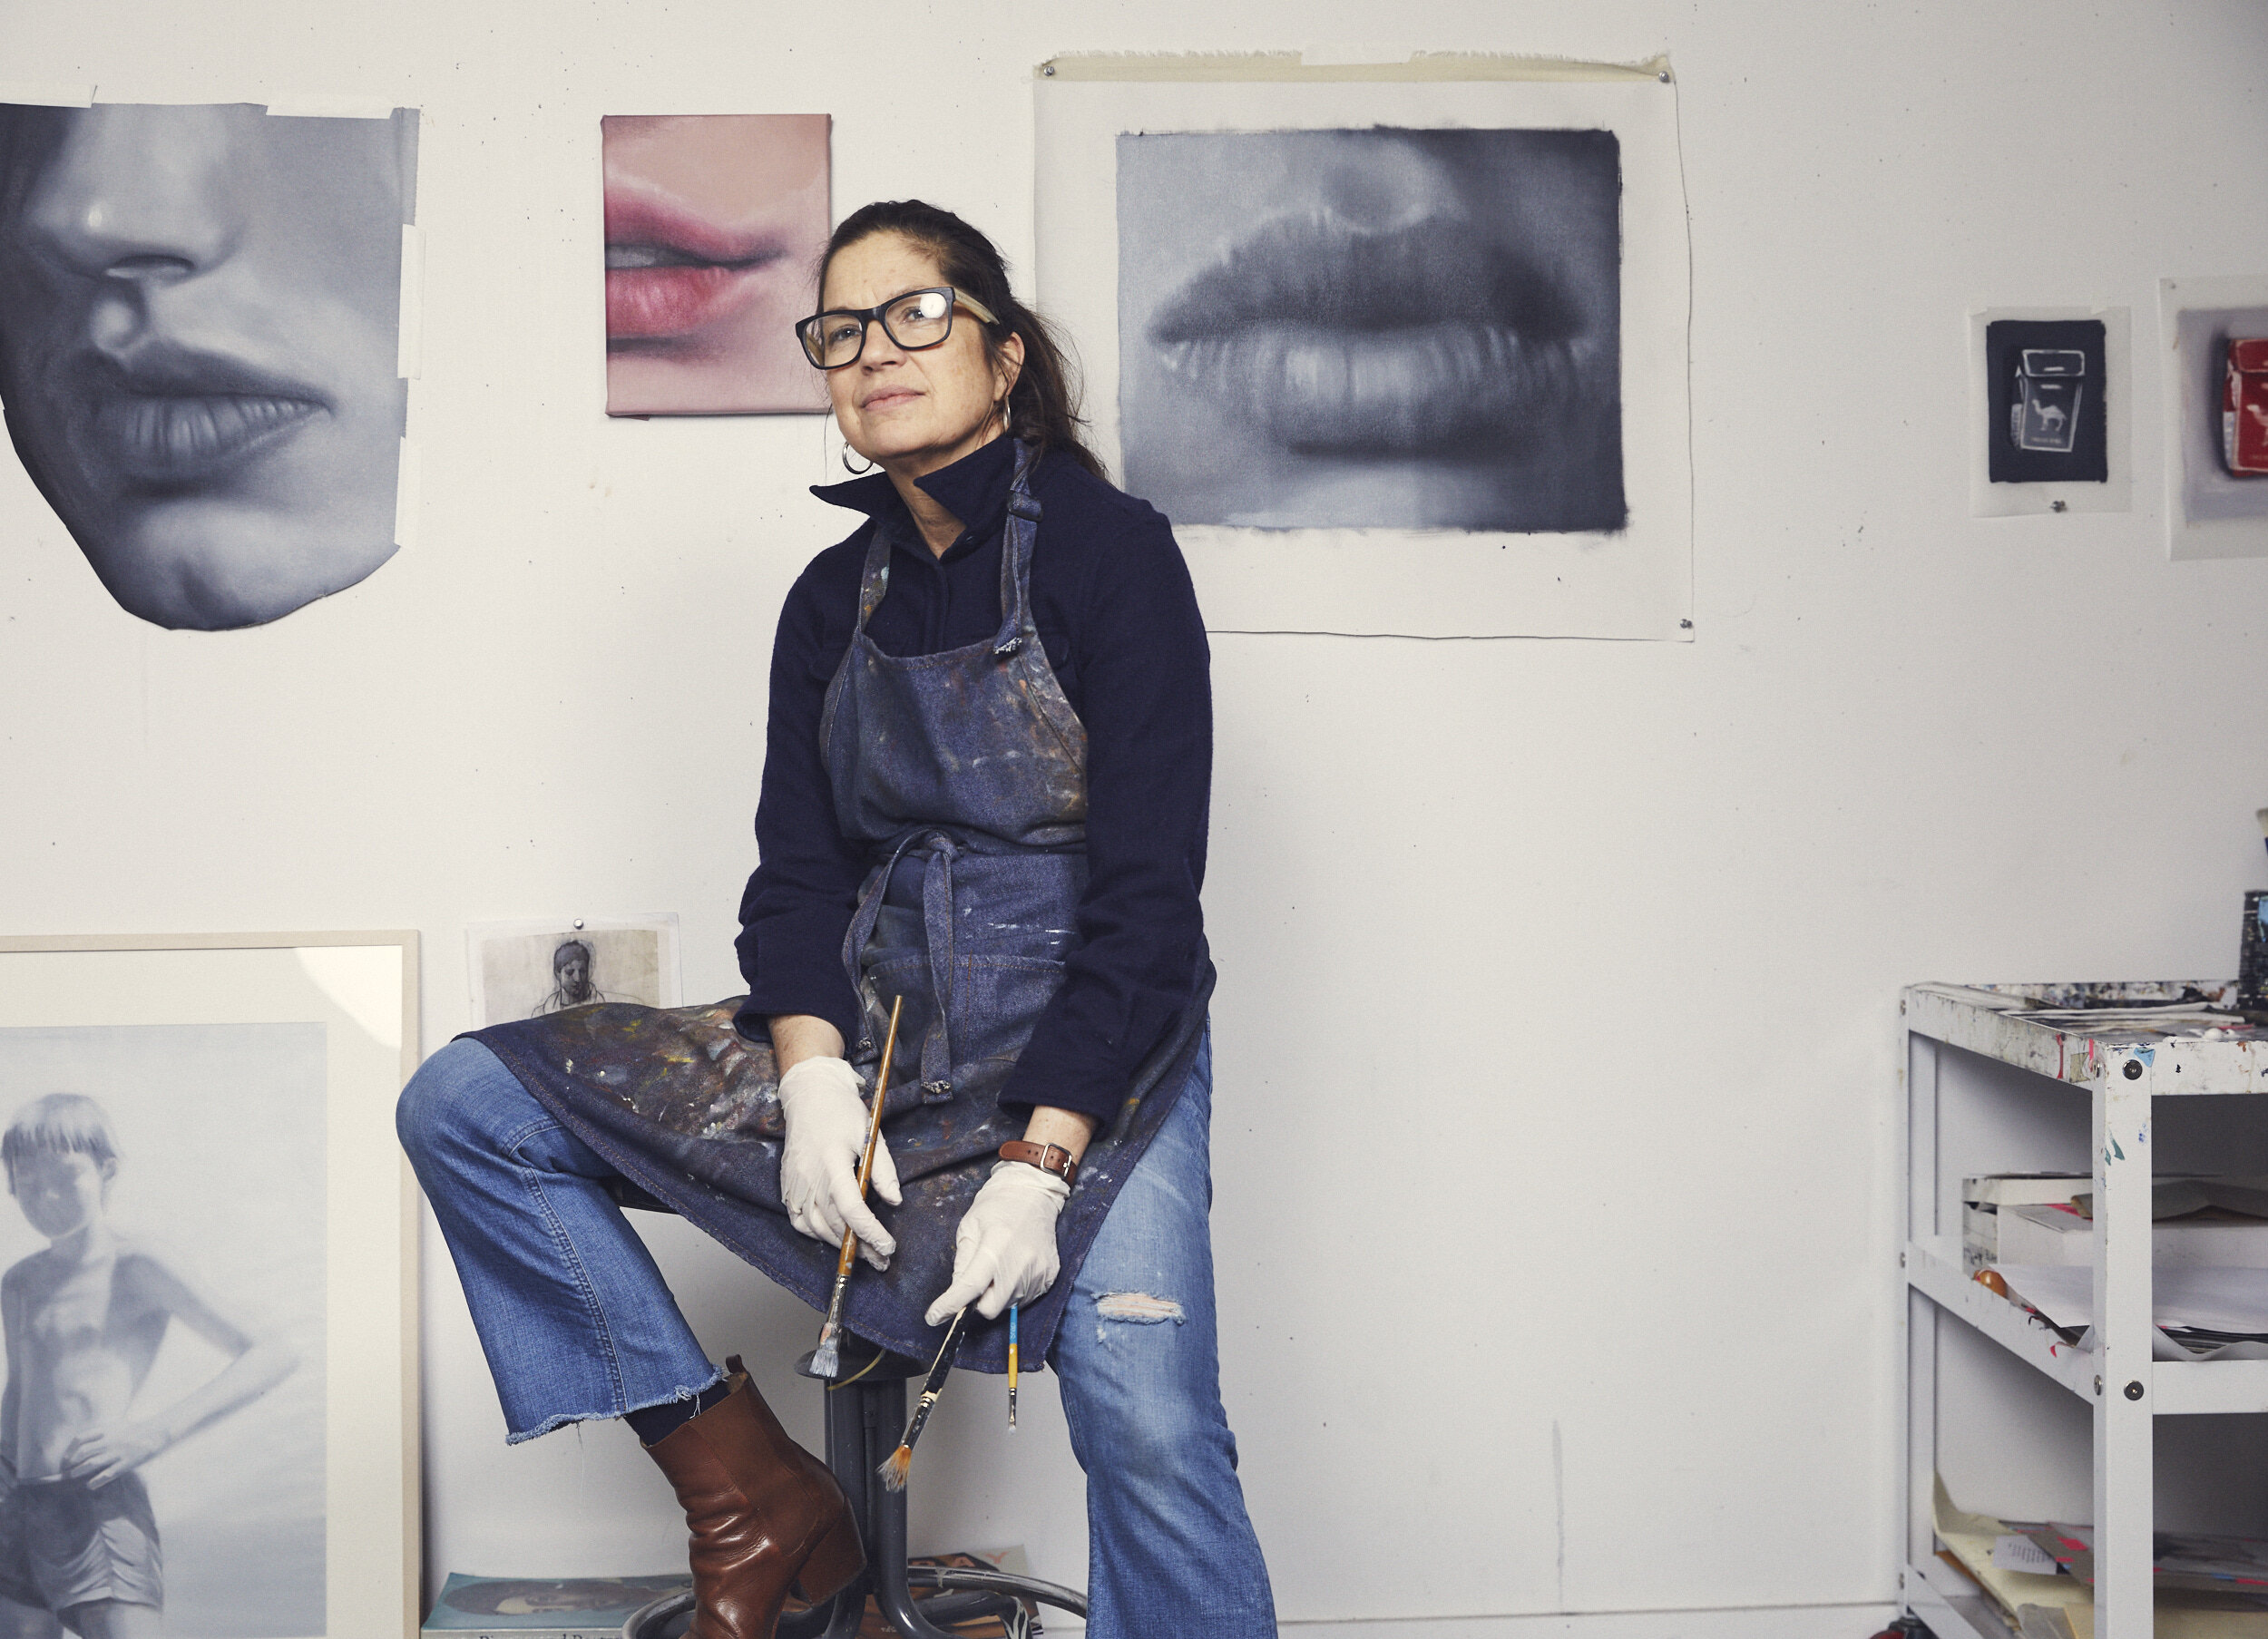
[397,200,1276,1639]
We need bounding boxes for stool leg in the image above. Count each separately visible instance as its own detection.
[869,1446,988,1639]
[779,1377,876,1639]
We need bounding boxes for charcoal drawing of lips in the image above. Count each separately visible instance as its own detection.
[604,190,791,347]
[1144,214,1591,455]
[70,346,330,489]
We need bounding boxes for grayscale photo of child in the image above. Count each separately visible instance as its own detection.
[0,1095,298,1639]
[0,1024,325,1639]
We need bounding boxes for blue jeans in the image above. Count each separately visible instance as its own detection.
[397,1034,1276,1639]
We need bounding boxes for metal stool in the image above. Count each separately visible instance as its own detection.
[621,1335,1085,1639]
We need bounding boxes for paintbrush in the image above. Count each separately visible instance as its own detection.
[878,1303,972,1491]
[1007,1305,1019,1431]
[809,994,904,1380]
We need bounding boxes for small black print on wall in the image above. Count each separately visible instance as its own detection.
[1986,317,2108,484]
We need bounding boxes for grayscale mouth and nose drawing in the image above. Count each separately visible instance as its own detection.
[0,102,416,631]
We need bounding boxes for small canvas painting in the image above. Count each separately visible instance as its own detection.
[2161,277,2268,557]
[603,115,831,416]
[1985,317,2108,484]
[1116,127,1624,534]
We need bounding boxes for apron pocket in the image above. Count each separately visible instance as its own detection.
[945,954,1070,1094]
[858,951,938,1107]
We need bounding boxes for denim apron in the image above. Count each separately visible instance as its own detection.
[475,441,1211,1371]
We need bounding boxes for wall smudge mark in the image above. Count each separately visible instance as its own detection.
[1096,1292,1185,1324]
[1552,1419,1566,1609]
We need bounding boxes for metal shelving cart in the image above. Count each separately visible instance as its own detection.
[1901,980,2268,1639]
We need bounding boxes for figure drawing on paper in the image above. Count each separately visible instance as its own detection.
[0,102,415,630]
[400,196,1277,1639]
[469,925,670,1028]
[530,941,623,1017]
[0,1095,297,1639]
[1117,126,1625,533]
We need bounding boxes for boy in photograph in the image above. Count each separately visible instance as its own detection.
[530,940,622,1016]
[0,1095,297,1639]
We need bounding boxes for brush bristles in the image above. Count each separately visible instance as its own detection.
[877,1444,912,1492]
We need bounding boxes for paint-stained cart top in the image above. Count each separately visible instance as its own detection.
[1905,981,2268,1096]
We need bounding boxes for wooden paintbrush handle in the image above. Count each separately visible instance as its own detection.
[851,996,903,1195]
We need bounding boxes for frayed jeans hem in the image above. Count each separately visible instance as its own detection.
[503,1364,728,1445]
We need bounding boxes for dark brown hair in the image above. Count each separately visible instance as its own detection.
[818,200,1105,480]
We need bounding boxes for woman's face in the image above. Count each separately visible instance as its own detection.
[0,102,412,630]
[602,115,830,416]
[818,232,1020,482]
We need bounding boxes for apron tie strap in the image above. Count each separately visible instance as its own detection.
[841,829,924,1059]
[917,837,959,1102]
[992,443,1043,659]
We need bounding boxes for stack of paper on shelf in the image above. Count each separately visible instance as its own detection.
[1966,1176,2268,1270]
[1933,1479,2268,1638]
[1995,1264,2268,1346]
[1967,1175,2094,1269]
[2015,1523,2268,1594]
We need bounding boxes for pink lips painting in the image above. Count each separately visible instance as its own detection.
[1118,127,1627,534]
[602,114,831,416]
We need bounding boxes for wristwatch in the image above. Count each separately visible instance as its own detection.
[998,1139,1079,1189]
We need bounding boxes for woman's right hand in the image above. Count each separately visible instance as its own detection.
[777,1057,901,1269]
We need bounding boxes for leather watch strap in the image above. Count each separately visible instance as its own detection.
[998,1139,1079,1189]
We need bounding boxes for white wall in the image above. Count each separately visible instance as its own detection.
[3,1,2265,1634]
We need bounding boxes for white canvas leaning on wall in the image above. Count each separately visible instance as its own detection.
[0,935,419,1639]
[1034,54,1693,639]
[0,99,420,631]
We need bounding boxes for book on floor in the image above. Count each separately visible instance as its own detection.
[422,1574,692,1639]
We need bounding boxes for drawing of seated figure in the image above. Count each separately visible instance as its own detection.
[530,940,622,1016]
[0,1095,297,1639]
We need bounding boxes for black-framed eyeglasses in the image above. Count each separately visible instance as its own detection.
[795,287,1000,370]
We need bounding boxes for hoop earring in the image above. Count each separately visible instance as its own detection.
[841,445,875,475]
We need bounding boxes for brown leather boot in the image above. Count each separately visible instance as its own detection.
[645,1359,863,1639]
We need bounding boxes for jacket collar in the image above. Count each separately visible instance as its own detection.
[810,434,1022,555]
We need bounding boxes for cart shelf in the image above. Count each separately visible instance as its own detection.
[1901,980,2268,1639]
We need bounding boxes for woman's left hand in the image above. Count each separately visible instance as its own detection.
[924,1161,1070,1324]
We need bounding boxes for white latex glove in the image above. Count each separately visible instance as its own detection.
[777,1058,900,1269]
[924,1161,1070,1325]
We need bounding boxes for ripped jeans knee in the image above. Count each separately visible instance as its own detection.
[1095,1291,1187,1325]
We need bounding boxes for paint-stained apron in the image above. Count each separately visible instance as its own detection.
[474,441,1212,1373]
